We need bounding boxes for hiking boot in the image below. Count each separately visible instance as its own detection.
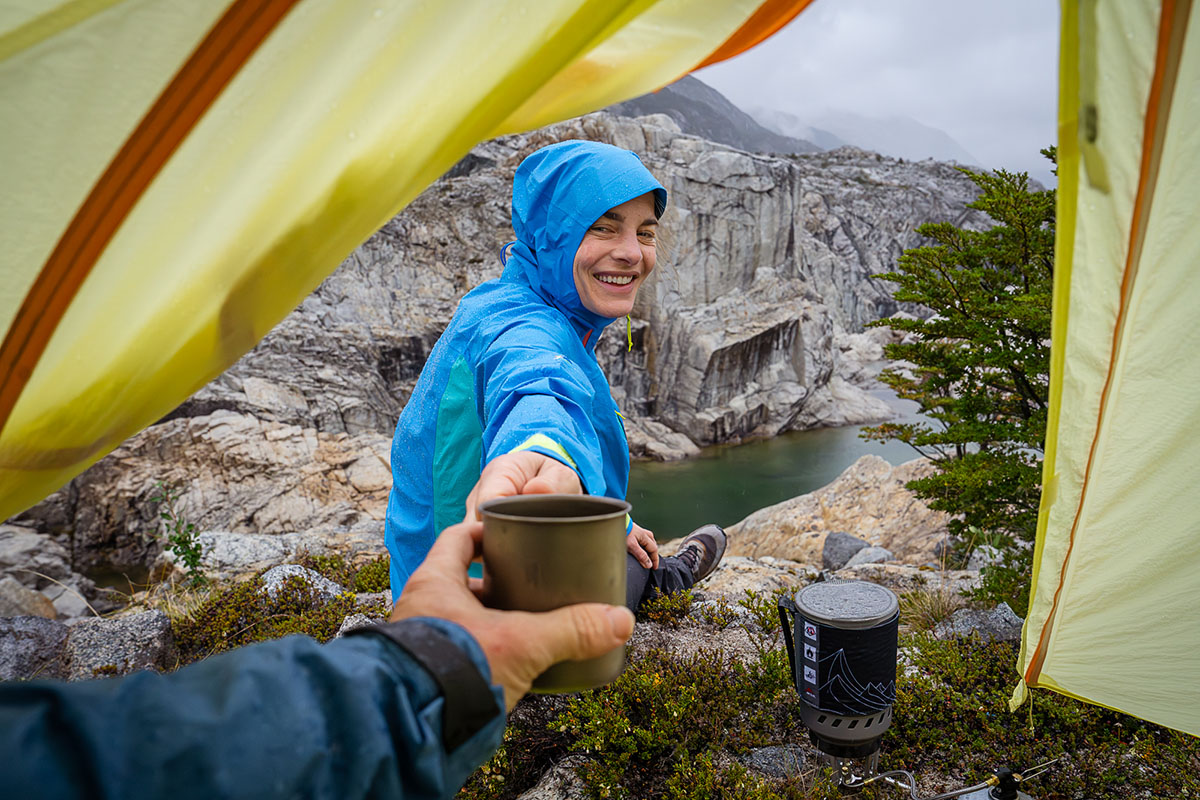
[674,524,727,585]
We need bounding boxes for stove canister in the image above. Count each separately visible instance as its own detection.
[780,581,899,718]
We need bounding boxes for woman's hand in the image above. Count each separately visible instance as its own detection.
[626,522,659,570]
[463,451,583,522]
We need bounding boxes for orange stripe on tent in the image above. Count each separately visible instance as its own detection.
[1025,0,1193,686]
[0,0,302,442]
[694,0,815,70]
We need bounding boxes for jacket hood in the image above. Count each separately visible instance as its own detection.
[502,140,667,343]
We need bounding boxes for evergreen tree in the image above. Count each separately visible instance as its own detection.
[862,150,1055,614]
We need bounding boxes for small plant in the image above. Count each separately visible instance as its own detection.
[738,587,791,635]
[899,585,966,633]
[638,587,693,627]
[152,481,206,586]
[697,595,739,629]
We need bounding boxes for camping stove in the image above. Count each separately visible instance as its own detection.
[778,579,1058,798]
[779,580,900,783]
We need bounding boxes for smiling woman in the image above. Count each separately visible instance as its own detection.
[384,139,726,613]
[572,193,659,320]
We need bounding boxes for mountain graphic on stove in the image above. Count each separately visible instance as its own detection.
[817,649,896,715]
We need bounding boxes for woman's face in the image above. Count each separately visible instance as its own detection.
[572,192,658,319]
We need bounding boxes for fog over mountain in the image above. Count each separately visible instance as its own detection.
[751,107,980,167]
[605,76,981,172]
[690,0,1057,186]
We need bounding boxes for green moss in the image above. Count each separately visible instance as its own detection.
[351,555,391,593]
[887,633,1200,798]
[554,644,801,800]
[295,552,355,588]
[172,573,356,664]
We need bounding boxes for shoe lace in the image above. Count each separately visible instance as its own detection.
[676,542,703,574]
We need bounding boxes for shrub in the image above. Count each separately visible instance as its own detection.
[638,587,693,627]
[173,573,356,664]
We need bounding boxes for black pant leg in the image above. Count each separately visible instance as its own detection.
[624,553,694,612]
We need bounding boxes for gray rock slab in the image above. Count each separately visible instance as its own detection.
[47,583,95,619]
[260,565,347,603]
[516,755,588,800]
[822,531,870,571]
[845,546,894,567]
[737,744,807,780]
[0,575,57,619]
[65,610,176,680]
[933,603,1024,643]
[0,616,69,680]
[0,525,74,584]
[335,613,376,638]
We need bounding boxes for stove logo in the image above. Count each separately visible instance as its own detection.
[803,623,817,640]
[803,643,817,661]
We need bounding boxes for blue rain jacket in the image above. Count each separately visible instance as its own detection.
[385,140,667,595]
[0,619,505,799]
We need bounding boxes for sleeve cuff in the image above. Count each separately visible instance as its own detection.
[345,618,503,751]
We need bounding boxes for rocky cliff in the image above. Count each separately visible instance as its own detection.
[10,111,984,582]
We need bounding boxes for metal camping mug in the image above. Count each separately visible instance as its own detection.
[479,494,630,693]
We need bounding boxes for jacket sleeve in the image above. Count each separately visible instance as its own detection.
[477,323,607,495]
[0,617,505,800]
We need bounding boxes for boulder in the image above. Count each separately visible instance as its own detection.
[335,613,377,638]
[0,616,69,680]
[164,522,388,583]
[844,546,894,567]
[738,745,806,780]
[727,455,953,567]
[260,565,348,603]
[0,575,57,619]
[515,755,589,800]
[933,603,1024,643]
[64,610,176,680]
[822,532,870,571]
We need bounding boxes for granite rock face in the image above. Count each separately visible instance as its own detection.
[0,524,105,619]
[12,113,981,581]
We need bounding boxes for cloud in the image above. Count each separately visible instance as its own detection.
[694,0,1058,184]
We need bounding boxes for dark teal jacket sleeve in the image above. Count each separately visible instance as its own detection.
[0,617,505,800]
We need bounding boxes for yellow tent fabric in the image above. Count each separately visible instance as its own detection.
[0,0,812,519]
[1014,0,1200,735]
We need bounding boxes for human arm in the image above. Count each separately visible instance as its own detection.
[0,521,632,800]
[392,518,633,709]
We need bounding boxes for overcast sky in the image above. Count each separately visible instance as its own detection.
[695,0,1059,185]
